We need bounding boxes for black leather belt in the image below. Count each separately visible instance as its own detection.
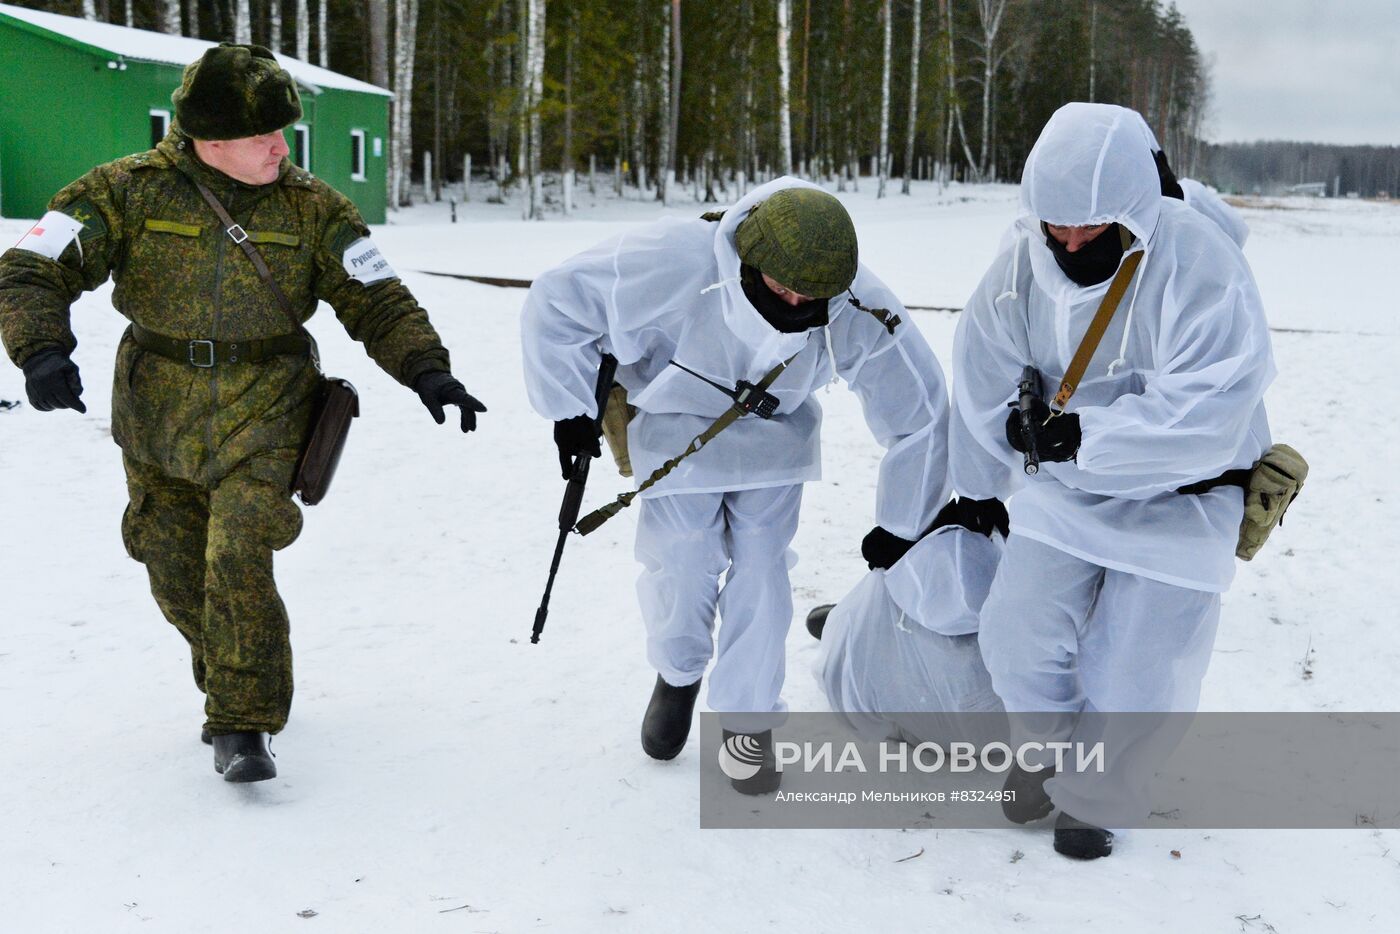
[1177,469,1251,496]
[131,323,308,367]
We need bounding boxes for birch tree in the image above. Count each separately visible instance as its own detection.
[157,0,180,34]
[630,12,647,193]
[517,0,529,180]
[295,0,308,61]
[562,10,575,214]
[657,2,671,203]
[185,0,199,37]
[317,0,327,67]
[235,0,251,43]
[270,0,283,53]
[661,0,682,205]
[368,0,389,87]
[775,0,793,176]
[902,0,922,194]
[524,0,546,219]
[973,0,1010,180]
[81,0,95,20]
[390,0,421,208]
[876,0,891,198]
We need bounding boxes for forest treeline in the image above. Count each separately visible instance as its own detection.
[18,0,1213,215]
[1203,142,1400,199]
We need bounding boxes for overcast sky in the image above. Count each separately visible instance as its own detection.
[1168,0,1400,145]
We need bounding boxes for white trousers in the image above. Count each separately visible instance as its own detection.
[978,534,1221,828]
[635,485,803,728]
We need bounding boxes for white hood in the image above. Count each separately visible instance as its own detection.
[1018,102,1161,246]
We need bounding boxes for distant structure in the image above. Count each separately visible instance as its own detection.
[1285,182,1329,197]
[0,3,392,222]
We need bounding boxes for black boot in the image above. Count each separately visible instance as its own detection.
[1001,763,1055,823]
[806,604,834,640]
[212,731,277,783]
[641,674,702,760]
[721,729,782,795]
[1053,812,1114,859]
[200,727,212,745]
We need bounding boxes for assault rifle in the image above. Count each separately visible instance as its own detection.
[531,353,618,644]
[1017,365,1042,476]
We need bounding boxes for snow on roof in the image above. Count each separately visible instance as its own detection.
[0,3,391,98]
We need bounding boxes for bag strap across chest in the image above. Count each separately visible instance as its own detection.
[191,180,304,336]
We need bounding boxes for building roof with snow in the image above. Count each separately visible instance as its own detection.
[0,3,391,97]
[0,4,391,221]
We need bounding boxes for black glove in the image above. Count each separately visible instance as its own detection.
[22,349,86,413]
[861,525,918,570]
[1005,398,1080,463]
[554,414,602,480]
[930,496,1010,539]
[413,370,486,432]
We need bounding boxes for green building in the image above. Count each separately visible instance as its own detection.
[0,3,392,222]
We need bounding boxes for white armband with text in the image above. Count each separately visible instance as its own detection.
[342,236,398,285]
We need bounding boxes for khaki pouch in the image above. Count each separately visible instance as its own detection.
[1236,443,1308,561]
[600,384,636,478]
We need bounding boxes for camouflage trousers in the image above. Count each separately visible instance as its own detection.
[121,453,303,734]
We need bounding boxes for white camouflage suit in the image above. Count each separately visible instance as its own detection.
[521,177,951,729]
[950,103,1274,828]
[814,522,1007,742]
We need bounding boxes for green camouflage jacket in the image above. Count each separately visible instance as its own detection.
[0,131,450,487]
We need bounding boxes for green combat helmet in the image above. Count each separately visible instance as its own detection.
[172,43,302,140]
[735,188,859,298]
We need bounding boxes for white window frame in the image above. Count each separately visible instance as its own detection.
[149,108,170,147]
[350,129,366,181]
[293,124,311,171]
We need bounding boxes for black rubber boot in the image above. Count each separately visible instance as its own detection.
[722,729,782,795]
[1001,763,1055,823]
[806,604,834,641]
[200,727,212,745]
[641,674,702,760]
[212,731,277,783]
[1053,812,1114,859]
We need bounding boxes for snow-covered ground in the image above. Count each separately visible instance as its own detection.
[1,181,1397,933]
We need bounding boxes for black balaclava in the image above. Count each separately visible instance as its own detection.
[740,263,830,333]
[1154,149,1185,200]
[1042,222,1130,287]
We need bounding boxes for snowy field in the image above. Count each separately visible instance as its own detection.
[1,180,1397,932]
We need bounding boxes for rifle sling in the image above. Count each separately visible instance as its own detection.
[1052,249,1143,410]
[574,352,799,536]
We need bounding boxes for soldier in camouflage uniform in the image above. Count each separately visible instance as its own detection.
[0,44,485,783]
